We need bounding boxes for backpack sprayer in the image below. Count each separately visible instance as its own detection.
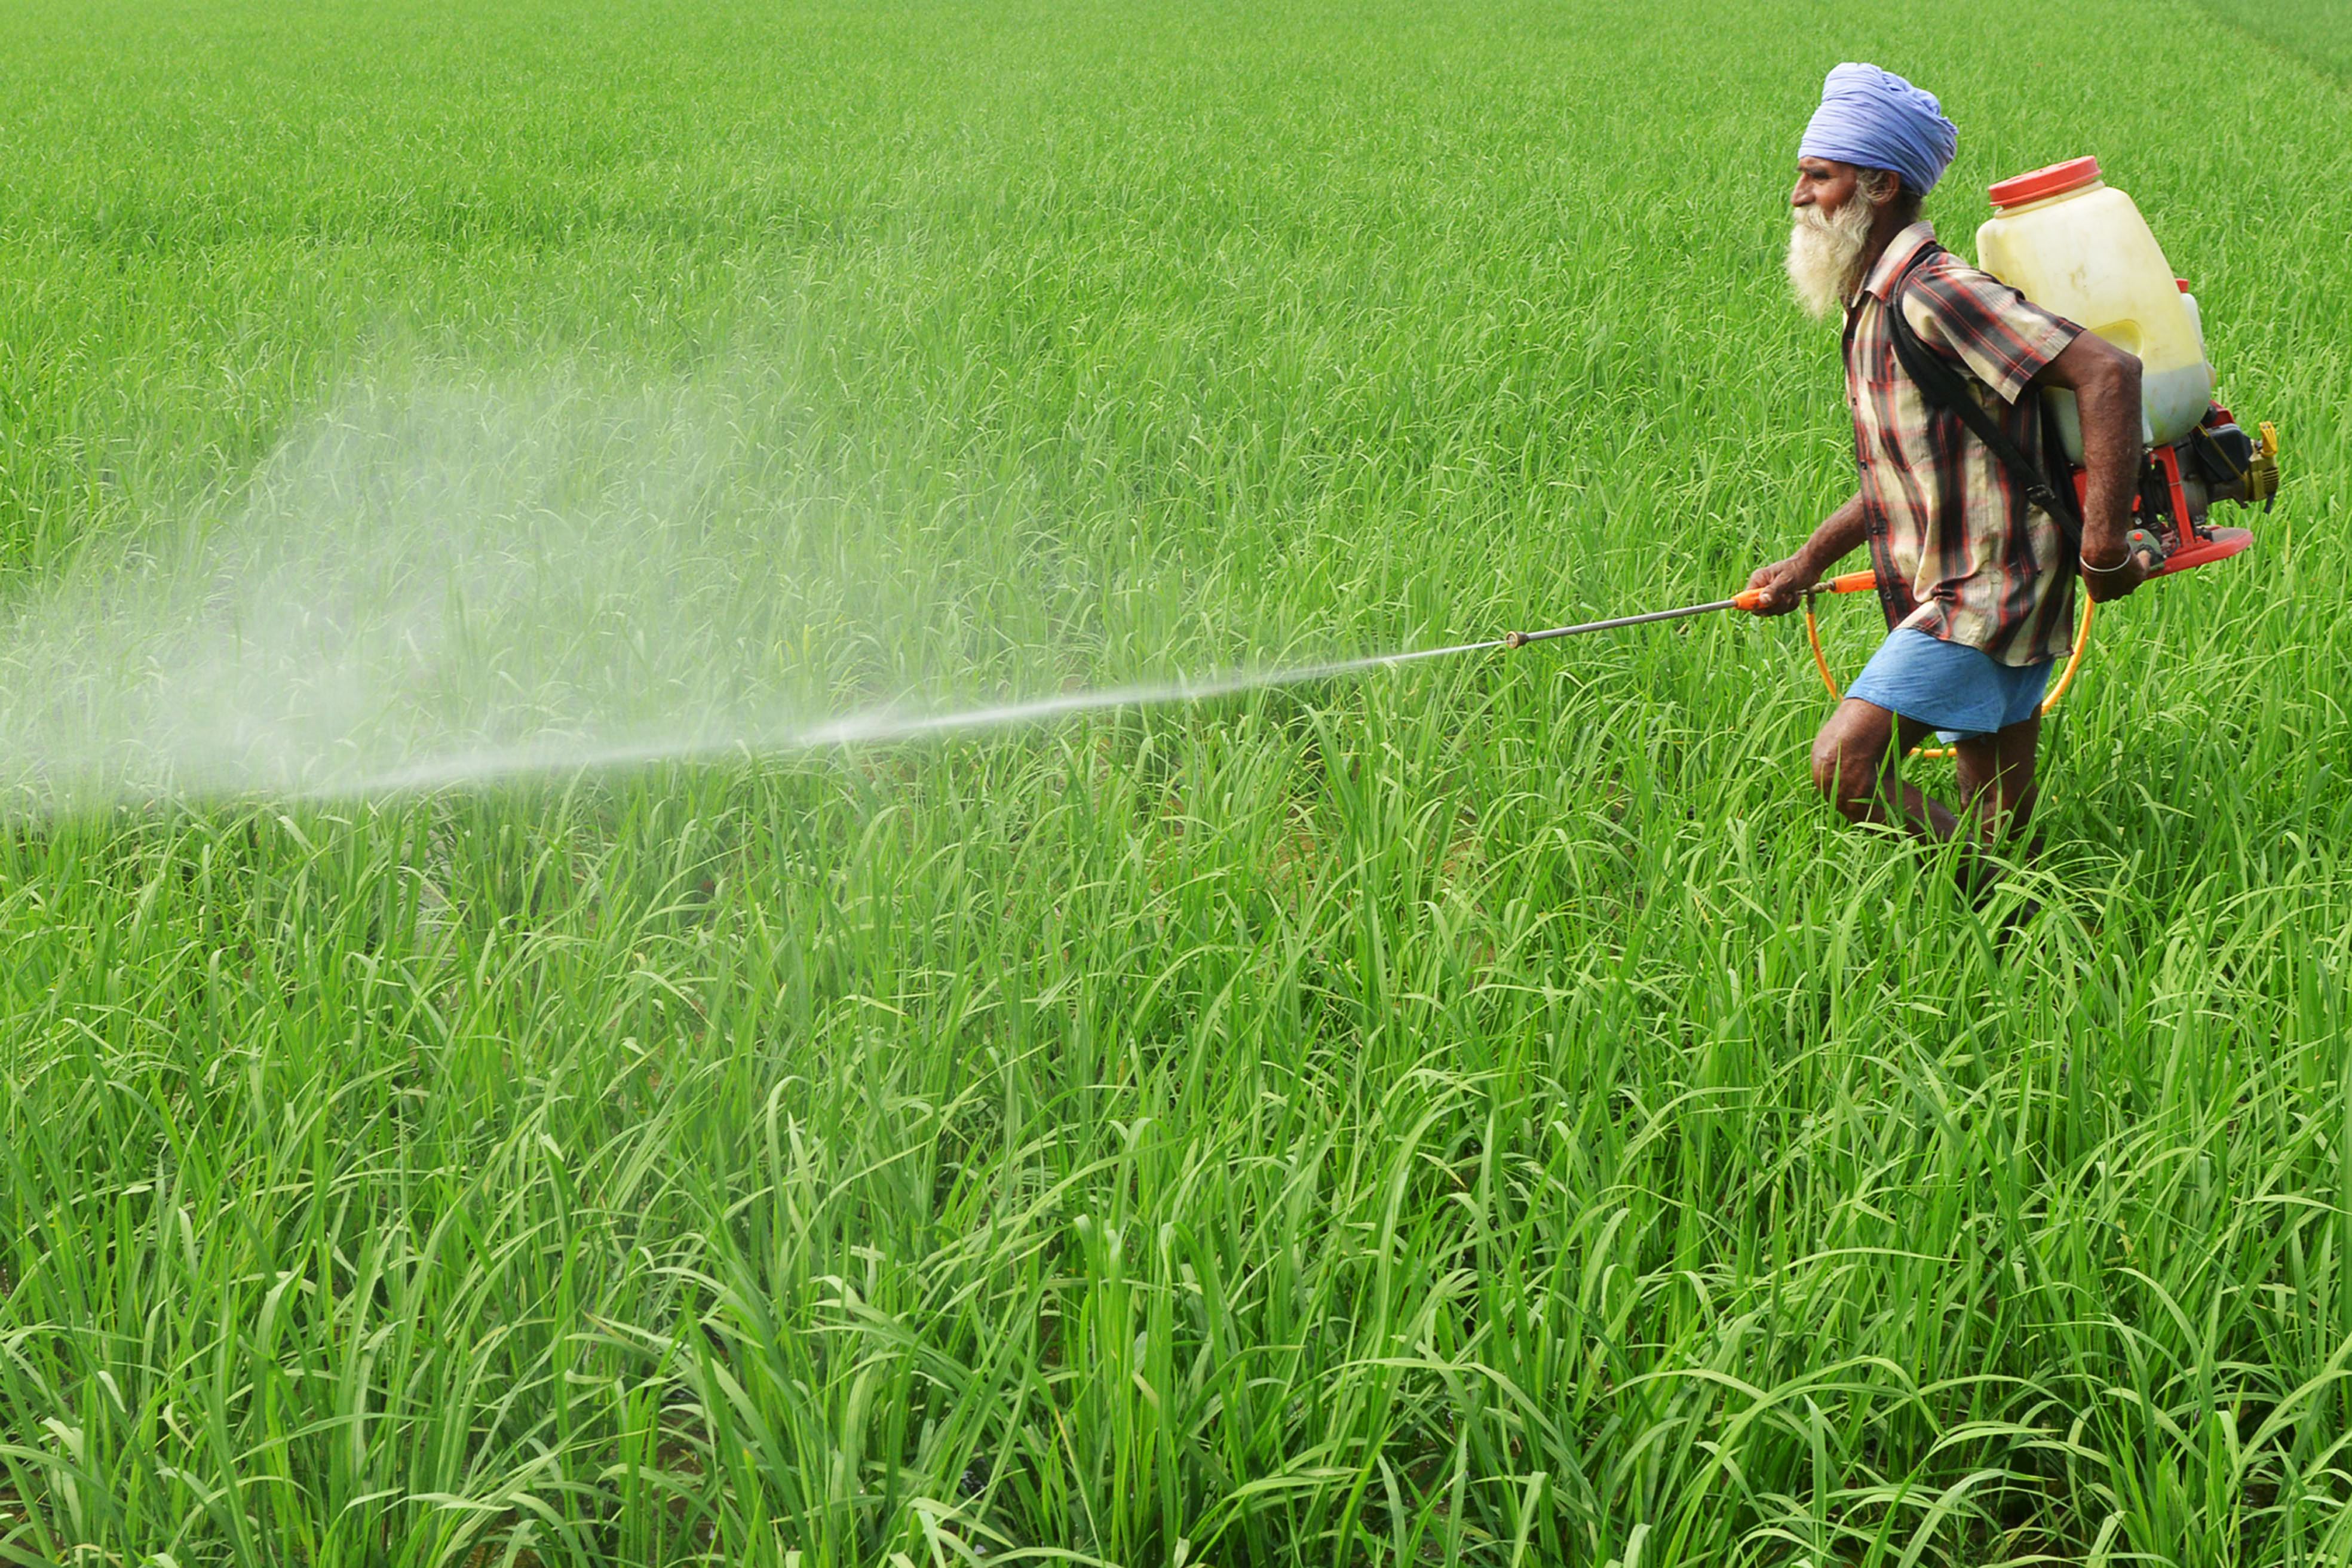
[1500,156,2278,723]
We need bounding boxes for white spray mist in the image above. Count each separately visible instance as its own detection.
[0,371,1468,818]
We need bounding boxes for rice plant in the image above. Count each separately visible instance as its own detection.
[2,0,2348,1563]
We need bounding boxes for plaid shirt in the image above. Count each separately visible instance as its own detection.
[1844,222,2083,666]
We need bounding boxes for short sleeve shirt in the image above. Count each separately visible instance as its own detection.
[1842,222,2083,666]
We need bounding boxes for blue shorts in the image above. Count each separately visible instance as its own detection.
[1845,628,2053,741]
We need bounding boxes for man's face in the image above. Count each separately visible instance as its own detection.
[1790,157,1862,222]
[1785,157,1878,321]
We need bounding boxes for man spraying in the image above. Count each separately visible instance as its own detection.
[1746,64,2151,860]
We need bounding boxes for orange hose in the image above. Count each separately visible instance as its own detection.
[1804,596,1843,701]
[2040,594,2096,710]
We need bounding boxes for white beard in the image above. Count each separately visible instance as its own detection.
[1786,200,1875,321]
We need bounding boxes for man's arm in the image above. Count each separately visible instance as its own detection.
[1745,492,1869,615]
[2031,331,2146,603]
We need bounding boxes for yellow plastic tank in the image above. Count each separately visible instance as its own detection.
[1974,156,2213,463]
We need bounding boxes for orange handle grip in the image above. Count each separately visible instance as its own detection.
[1733,568,1878,613]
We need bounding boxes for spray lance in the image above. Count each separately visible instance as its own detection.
[1498,569,1880,650]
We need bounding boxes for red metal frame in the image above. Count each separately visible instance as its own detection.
[2154,526,2253,576]
[2154,444,2192,538]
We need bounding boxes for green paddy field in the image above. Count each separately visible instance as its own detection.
[3,0,2349,1562]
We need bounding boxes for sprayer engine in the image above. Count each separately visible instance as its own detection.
[2068,401,2279,573]
[2171,404,2280,524]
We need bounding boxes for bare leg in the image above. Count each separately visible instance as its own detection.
[1810,698,1959,842]
[1952,716,2041,845]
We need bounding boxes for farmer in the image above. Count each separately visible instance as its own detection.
[1746,63,2151,860]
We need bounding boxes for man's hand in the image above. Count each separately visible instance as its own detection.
[1745,555,1821,616]
[1747,492,1869,615]
[2080,527,2162,603]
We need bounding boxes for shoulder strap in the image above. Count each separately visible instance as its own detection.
[1884,244,2083,543]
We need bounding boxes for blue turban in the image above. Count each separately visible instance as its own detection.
[1798,63,1959,196]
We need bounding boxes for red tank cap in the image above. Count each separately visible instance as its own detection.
[1988,155,2102,208]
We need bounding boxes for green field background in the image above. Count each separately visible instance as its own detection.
[4,0,2350,1563]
